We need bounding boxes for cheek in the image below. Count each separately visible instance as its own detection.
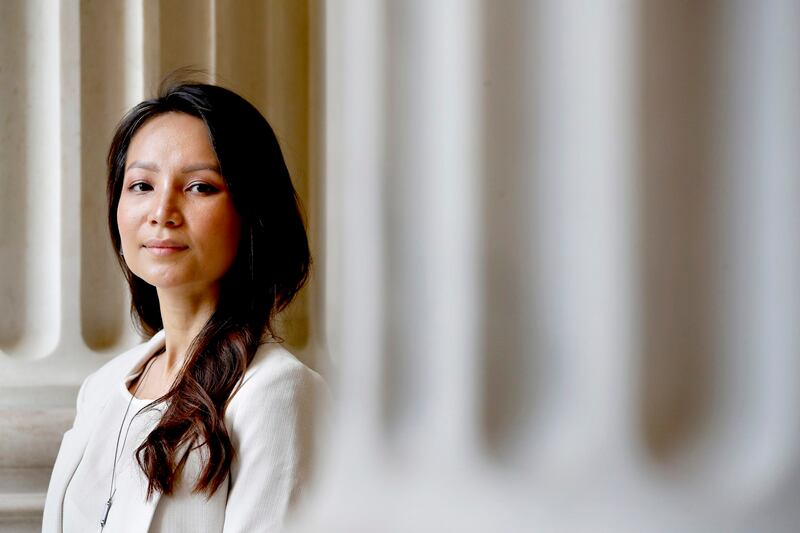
[198,205,242,262]
[219,216,243,261]
[116,200,138,243]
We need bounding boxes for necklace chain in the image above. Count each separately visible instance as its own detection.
[100,346,164,530]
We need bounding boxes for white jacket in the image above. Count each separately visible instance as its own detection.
[42,329,328,532]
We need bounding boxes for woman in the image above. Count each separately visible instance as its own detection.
[42,81,328,533]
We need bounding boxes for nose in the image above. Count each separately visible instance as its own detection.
[149,185,183,227]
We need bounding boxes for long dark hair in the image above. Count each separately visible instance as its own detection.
[106,80,310,497]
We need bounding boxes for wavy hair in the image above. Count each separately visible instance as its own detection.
[106,79,310,497]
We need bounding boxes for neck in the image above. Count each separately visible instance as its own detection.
[155,284,220,375]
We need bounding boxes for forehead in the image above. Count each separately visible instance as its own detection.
[126,112,217,167]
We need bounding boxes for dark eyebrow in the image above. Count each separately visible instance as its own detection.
[125,160,221,174]
[181,162,221,173]
[126,160,158,172]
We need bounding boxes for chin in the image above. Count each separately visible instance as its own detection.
[130,267,190,289]
[145,274,221,294]
[138,278,186,290]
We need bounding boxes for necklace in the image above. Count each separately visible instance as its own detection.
[100,346,164,530]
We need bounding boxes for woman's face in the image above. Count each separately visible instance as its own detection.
[117,112,242,293]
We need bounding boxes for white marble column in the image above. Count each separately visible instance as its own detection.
[702,0,800,507]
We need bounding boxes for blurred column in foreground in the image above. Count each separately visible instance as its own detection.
[292,1,800,532]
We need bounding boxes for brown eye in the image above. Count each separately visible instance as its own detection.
[129,182,152,192]
[188,182,218,194]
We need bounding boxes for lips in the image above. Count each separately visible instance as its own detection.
[142,239,188,257]
[143,239,188,249]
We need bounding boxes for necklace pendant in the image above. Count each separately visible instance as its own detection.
[100,497,113,527]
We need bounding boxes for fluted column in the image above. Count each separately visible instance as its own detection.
[381,0,482,464]
[322,0,387,465]
[526,0,639,476]
[702,0,800,505]
[0,0,65,361]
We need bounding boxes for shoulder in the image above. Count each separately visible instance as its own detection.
[72,332,164,423]
[247,341,325,389]
[225,341,329,422]
[93,339,157,381]
[220,342,329,526]
[87,332,162,383]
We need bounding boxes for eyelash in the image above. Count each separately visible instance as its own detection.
[188,182,218,194]
[127,182,150,192]
[127,182,219,194]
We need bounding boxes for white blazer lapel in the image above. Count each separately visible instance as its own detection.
[100,331,170,532]
[112,434,196,532]
[111,469,164,532]
[41,426,91,532]
[131,492,164,533]
[130,492,161,533]
[42,332,168,533]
